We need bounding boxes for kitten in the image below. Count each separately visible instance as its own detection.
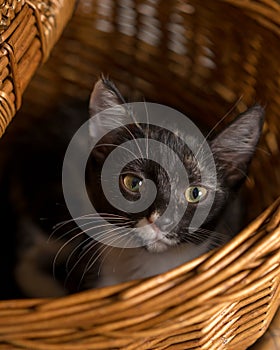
[0,78,264,297]
[82,79,264,289]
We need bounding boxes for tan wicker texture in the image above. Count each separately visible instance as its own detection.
[252,307,280,350]
[0,0,75,137]
[1,0,280,349]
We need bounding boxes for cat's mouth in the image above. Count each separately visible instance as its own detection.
[135,218,177,253]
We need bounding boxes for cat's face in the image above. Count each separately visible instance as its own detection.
[86,78,264,253]
[116,126,227,253]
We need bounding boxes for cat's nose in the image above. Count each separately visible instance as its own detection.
[156,217,173,232]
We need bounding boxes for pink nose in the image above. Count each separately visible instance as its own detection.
[148,214,172,232]
[148,212,159,224]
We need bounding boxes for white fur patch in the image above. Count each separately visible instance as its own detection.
[95,213,214,288]
[135,213,177,253]
[95,240,211,288]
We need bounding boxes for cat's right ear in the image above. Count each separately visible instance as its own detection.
[88,77,130,162]
[89,77,124,117]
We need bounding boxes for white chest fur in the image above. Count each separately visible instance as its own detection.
[96,240,211,288]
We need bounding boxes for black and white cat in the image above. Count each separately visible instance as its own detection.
[0,77,264,298]
[83,78,264,289]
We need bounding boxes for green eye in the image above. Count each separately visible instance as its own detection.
[185,186,207,203]
[122,175,143,192]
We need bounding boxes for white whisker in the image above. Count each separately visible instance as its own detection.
[53,218,134,242]
[52,222,131,279]
[109,118,145,159]
[94,143,141,160]
[195,96,243,159]
[51,213,130,238]
[64,225,132,288]
[143,99,150,159]
[80,227,135,288]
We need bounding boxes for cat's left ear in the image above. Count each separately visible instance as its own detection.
[210,105,265,188]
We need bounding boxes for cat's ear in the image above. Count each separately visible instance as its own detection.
[89,77,125,117]
[210,105,265,188]
[88,77,131,162]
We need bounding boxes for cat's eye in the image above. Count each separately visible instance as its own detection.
[185,186,207,203]
[122,174,143,193]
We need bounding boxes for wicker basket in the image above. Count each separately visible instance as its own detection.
[0,0,280,349]
[0,0,75,137]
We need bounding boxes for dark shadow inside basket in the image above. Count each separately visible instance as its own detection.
[18,1,280,229]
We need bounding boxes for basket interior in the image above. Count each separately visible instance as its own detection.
[15,0,280,223]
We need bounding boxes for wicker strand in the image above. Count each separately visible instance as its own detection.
[0,0,75,138]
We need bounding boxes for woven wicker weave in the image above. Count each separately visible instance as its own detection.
[0,0,75,137]
[0,0,280,349]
